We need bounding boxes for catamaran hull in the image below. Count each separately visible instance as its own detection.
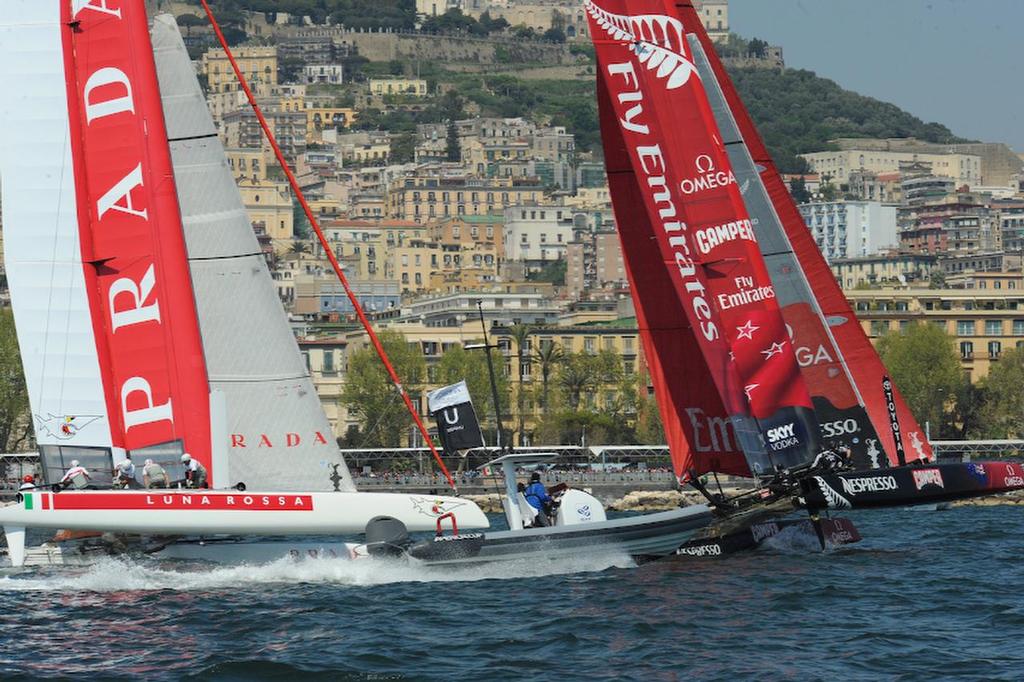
[5,537,360,568]
[407,505,715,565]
[1,490,488,566]
[802,461,1024,510]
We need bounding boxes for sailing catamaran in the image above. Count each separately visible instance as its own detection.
[0,1,487,567]
[585,0,1024,548]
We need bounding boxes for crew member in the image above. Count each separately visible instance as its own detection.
[143,459,169,489]
[524,471,554,527]
[60,460,92,490]
[181,453,208,489]
[113,455,136,489]
[19,474,35,491]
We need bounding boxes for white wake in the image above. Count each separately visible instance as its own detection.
[0,550,635,592]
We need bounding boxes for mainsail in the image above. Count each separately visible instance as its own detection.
[151,14,355,491]
[672,2,933,469]
[588,0,821,479]
[588,0,932,481]
[0,2,355,491]
[0,1,212,478]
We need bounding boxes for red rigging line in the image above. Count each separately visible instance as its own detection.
[199,0,456,491]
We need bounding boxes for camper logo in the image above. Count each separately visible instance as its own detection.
[912,468,944,491]
[585,1,699,90]
[35,414,102,440]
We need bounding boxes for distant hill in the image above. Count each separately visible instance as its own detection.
[728,66,966,173]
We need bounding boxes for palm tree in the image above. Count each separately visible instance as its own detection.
[289,239,310,255]
[533,340,563,412]
[507,324,531,446]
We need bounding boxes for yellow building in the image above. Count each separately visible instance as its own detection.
[369,78,428,97]
[387,176,544,223]
[846,287,1024,381]
[201,46,278,94]
[236,179,294,244]
[830,254,939,289]
[297,336,347,437]
[802,148,982,187]
[305,104,356,141]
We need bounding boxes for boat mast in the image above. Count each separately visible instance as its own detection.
[199,0,456,490]
[475,300,507,453]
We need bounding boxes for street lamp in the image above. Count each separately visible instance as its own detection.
[464,299,508,453]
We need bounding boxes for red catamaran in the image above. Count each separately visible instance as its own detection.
[586,0,1024,535]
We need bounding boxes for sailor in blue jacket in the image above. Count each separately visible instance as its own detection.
[524,472,554,526]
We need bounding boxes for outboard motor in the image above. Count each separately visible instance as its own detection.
[364,516,410,558]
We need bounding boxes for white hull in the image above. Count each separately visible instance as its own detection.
[2,489,487,566]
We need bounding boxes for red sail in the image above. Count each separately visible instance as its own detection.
[62,1,212,468]
[673,2,933,466]
[588,0,819,479]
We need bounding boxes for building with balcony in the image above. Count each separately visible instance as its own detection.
[798,201,898,262]
[846,288,1024,380]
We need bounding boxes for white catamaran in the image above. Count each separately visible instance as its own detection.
[0,2,485,567]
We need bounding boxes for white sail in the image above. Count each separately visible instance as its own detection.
[0,2,114,460]
[150,15,355,491]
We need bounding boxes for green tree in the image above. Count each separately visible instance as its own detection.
[556,349,622,410]
[876,323,964,437]
[929,269,946,289]
[390,132,417,164]
[506,324,531,446]
[788,176,812,204]
[748,38,768,58]
[341,330,426,448]
[0,309,31,452]
[979,347,1024,438]
[436,345,509,446]
[533,340,563,412]
[445,119,461,162]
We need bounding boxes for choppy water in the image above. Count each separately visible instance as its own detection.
[2,505,1023,680]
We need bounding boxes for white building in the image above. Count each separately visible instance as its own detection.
[502,205,574,266]
[798,201,899,263]
[301,64,343,85]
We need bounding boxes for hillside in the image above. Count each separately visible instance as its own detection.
[727,66,965,173]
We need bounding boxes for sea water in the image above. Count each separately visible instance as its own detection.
[1,505,1023,680]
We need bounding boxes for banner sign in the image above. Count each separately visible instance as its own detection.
[881,376,906,465]
[427,381,485,455]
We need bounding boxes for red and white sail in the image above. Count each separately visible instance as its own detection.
[672,3,933,468]
[0,2,356,490]
[588,0,821,480]
[0,1,212,474]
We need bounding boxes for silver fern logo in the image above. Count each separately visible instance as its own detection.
[585,1,699,89]
[813,476,852,509]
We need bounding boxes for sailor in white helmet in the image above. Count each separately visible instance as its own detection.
[60,460,92,490]
[181,453,208,489]
[113,454,137,489]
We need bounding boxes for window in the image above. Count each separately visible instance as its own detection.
[604,337,615,351]
[584,337,596,354]
[985,320,1003,336]
[960,341,973,359]
[624,336,635,353]
[870,320,889,336]
[956,320,975,336]
[1013,319,1024,335]
[323,351,334,373]
[989,340,1002,359]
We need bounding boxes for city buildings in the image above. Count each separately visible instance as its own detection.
[797,201,898,262]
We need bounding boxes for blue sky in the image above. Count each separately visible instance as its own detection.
[730,0,1023,152]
